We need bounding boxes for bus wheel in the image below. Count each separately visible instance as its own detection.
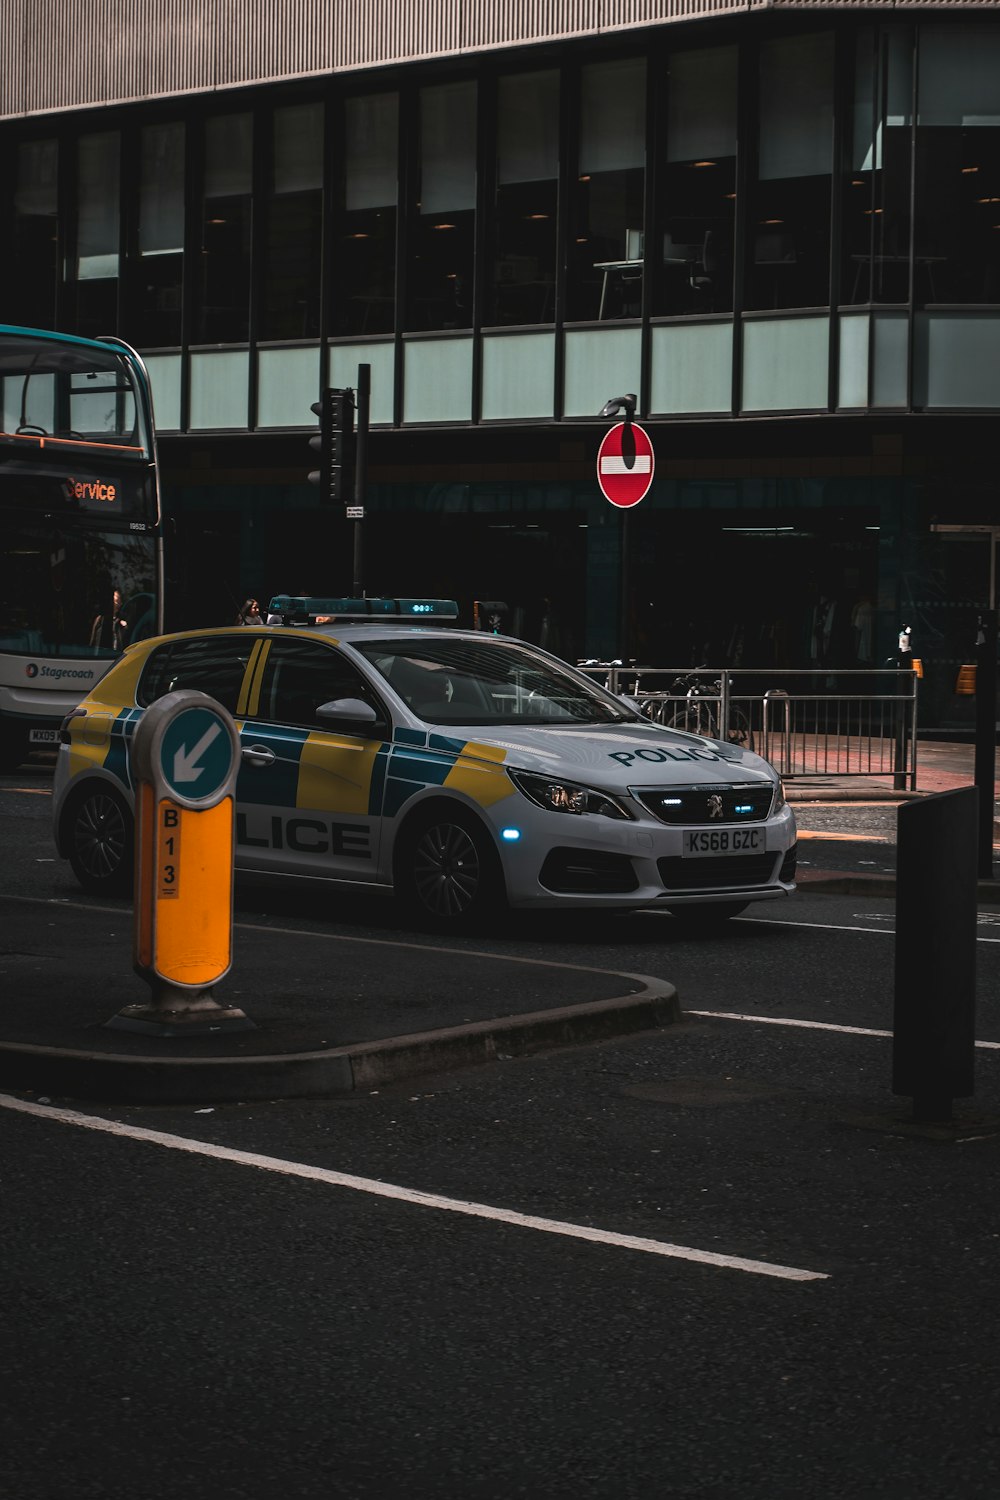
[395,805,504,929]
[66,784,134,896]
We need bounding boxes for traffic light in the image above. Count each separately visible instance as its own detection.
[308,387,355,502]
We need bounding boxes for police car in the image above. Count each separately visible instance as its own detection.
[53,596,796,928]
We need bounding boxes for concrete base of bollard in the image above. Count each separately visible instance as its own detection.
[105,983,256,1036]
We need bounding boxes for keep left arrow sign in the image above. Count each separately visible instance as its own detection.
[173,721,222,783]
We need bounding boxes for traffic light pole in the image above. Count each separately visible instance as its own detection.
[353,363,370,596]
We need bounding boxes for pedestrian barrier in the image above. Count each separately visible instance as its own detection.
[576,663,919,788]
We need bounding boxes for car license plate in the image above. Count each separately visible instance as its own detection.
[682,828,765,856]
[29,728,60,744]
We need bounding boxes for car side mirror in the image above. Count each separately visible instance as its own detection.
[316,697,381,730]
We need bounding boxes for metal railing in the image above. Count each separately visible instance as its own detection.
[576,663,920,789]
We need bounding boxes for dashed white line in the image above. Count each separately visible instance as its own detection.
[0,1092,828,1283]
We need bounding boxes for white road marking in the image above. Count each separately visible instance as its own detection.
[686,1010,1000,1050]
[738,914,1000,943]
[0,1093,827,1283]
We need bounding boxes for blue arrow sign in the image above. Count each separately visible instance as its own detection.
[158,706,236,802]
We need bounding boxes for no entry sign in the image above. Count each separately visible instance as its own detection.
[597,420,655,508]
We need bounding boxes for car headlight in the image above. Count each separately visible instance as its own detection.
[772,778,786,813]
[509,769,633,820]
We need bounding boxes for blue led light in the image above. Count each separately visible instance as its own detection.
[501,827,521,841]
[735,804,753,813]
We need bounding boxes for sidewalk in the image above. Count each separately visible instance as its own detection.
[785,736,1000,902]
[782,736,1000,804]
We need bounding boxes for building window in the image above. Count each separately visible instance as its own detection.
[334,92,399,337]
[488,70,559,327]
[14,140,58,331]
[654,45,737,317]
[67,131,120,337]
[569,58,646,322]
[136,123,185,348]
[261,104,323,341]
[843,27,913,306]
[408,81,477,332]
[914,22,1000,305]
[196,113,252,344]
[746,34,834,311]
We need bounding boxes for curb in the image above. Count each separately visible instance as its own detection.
[798,871,1000,901]
[0,979,682,1106]
[785,788,914,804]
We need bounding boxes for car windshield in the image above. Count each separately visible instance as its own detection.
[354,637,638,726]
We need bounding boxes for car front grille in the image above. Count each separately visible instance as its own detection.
[657,852,780,891]
[632,782,774,826]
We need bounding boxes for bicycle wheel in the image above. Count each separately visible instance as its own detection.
[668,705,717,739]
[725,709,752,748]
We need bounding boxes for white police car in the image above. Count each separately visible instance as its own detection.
[53,596,796,928]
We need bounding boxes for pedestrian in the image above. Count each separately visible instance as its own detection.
[89,587,128,652]
[235,597,263,625]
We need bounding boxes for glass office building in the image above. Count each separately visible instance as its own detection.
[4,1,1000,724]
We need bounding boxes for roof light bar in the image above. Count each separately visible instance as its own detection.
[267,595,459,624]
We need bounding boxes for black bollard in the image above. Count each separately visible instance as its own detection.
[893,787,977,1122]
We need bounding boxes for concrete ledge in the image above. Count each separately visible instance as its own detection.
[0,980,681,1106]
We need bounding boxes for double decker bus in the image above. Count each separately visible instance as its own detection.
[0,325,163,770]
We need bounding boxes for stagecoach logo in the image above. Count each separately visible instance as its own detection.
[706,793,724,820]
[25,662,95,682]
[66,476,117,503]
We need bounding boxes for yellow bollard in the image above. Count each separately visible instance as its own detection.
[107,690,253,1036]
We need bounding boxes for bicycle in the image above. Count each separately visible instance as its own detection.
[651,669,752,747]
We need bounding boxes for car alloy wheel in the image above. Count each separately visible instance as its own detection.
[67,785,134,895]
[398,807,502,927]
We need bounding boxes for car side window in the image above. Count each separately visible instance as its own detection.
[137,636,254,711]
[254,640,384,729]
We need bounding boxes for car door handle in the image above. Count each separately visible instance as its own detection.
[241,744,276,767]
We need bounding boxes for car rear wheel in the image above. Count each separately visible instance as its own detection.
[396,806,504,929]
[65,783,134,896]
[667,901,748,928]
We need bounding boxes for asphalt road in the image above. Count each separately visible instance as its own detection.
[4,766,1000,1498]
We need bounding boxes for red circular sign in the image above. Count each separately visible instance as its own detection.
[596,421,655,508]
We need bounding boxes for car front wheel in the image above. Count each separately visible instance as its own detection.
[65,783,134,896]
[396,806,504,929]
